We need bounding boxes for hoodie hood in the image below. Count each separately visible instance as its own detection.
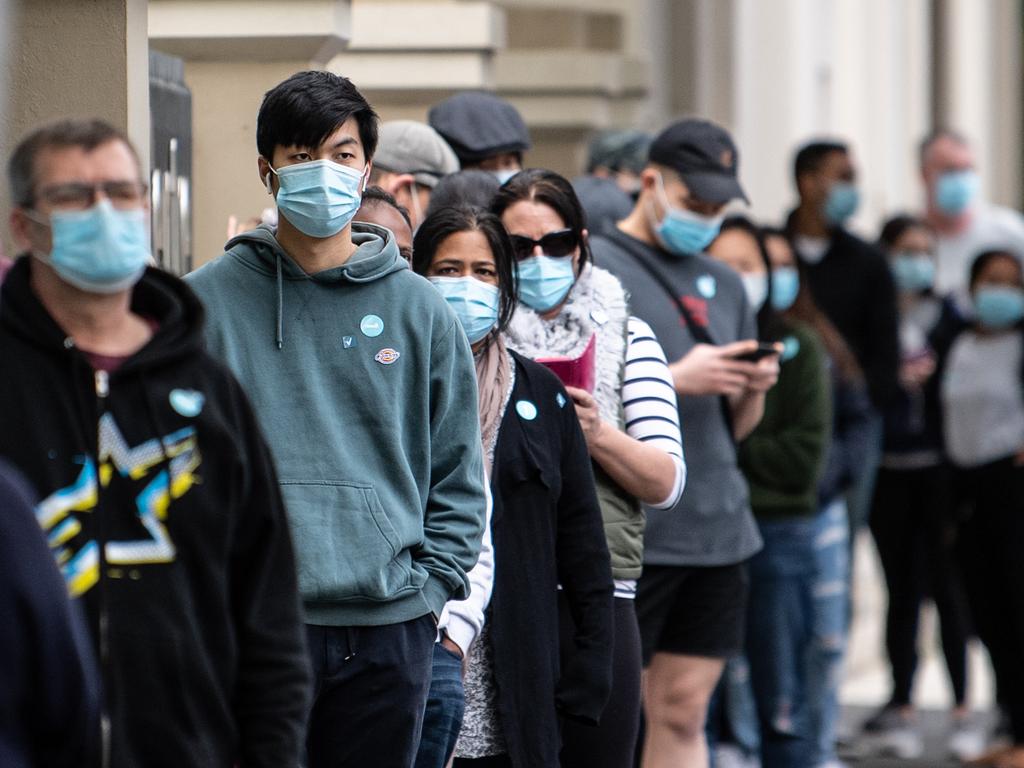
[224,222,407,284]
[222,223,407,349]
[0,255,204,374]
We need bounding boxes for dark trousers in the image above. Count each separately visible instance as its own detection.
[306,614,436,768]
[957,458,1024,743]
[870,465,970,706]
[558,595,642,768]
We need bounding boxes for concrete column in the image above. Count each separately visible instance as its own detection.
[1,0,150,256]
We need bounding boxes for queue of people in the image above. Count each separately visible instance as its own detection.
[2,67,1024,768]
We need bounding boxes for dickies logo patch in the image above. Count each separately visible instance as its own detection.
[374,348,400,365]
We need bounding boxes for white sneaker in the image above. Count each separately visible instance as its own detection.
[859,705,924,760]
[715,743,760,768]
[948,714,988,762]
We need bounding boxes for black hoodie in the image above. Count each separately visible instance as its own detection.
[0,257,311,767]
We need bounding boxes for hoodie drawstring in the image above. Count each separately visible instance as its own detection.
[276,253,284,350]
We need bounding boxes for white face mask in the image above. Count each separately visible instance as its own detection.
[741,272,769,311]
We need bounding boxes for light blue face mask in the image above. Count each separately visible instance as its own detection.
[428,276,500,343]
[823,182,860,224]
[770,266,800,312]
[890,252,936,294]
[493,169,519,185]
[935,170,978,216]
[516,255,576,312]
[32,199,150,294]
[268,159,366,238]
[652,173,723,256]
[974,285,1024,330]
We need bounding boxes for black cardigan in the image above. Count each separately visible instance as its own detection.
[487,350,614,768]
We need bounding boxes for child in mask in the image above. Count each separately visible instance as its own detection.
[939,249,1024,768]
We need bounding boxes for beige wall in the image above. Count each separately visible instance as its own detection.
[1,0,150,258]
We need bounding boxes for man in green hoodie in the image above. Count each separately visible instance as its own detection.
[186,70,487,768]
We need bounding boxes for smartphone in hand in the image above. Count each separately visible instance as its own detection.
[732,343,781,363]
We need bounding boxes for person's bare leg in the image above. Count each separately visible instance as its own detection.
[640,652,725,768]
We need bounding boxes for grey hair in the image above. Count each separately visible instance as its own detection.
[7,118,139,207]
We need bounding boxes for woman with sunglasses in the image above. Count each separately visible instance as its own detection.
[412,205,614,768]
[493,169,686,768]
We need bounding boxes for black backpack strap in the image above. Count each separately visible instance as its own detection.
[606,229,737,441]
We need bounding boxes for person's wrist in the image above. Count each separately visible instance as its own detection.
[441,633,464,659]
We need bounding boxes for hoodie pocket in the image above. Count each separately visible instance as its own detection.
[279,479,424,603]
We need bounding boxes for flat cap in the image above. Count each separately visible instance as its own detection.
[428,92,531,165]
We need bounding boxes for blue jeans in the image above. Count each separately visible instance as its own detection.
[806,500,851,766]
[414,642,466,768]
[745,517,817,768]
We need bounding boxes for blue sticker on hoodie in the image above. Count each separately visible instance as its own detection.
[169,389,205,418]
[360,315,384,338]
[556,392,567,409]
[696,274,717,299]
[343,336,356,349]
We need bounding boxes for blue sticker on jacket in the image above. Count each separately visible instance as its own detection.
[516,400,538,421]
[169,389,205,418]
[360,314,384,338]
[782,335,801,361]
[556,392,567,409]
[343,336,356,349]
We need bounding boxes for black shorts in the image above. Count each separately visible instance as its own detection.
[636,561,750,664]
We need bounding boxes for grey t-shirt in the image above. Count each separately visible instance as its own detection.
[592,231,763,567]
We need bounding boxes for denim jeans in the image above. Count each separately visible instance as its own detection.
[806,500,851,766]
[742,516,817,768]
[414,642,466,768]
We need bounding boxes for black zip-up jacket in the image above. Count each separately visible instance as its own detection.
[0,257,311,767]
[785,214,901,410]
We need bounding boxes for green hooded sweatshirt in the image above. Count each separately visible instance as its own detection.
[186,223,486,626]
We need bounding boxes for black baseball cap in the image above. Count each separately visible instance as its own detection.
[649,119,748,204]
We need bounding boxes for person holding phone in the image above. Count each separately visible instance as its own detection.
[494,169,686,768]
[707,217,831,768]
[412,205,615,768]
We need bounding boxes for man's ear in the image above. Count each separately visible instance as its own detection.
[9,208,47,254]
[257,156,274,194]
[383,172,415,197]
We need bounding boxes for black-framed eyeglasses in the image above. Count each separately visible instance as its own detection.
[34,180,148,211]
[509,228,578,260]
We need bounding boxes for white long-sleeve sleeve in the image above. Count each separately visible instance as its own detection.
[437,477,494,654]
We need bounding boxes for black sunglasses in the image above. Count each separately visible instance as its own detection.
[509,228,579,260]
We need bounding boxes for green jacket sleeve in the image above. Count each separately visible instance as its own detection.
[739,326,832,496]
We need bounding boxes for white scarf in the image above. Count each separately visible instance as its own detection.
[506,263,630,429]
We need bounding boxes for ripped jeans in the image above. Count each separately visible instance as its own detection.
[806,499,851,766]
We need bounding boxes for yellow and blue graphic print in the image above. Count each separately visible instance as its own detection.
[35,412,202,597]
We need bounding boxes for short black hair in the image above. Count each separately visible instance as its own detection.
[8,118,139,207]
[878,213,933,250]
[918,128,968,167]
[793,140,848,184]
[256,70,379,162]
[426,170,501,217]
[491,168,592,269]
[359,185,412,229]
[412,205,518,346]
[969,249,1023,289]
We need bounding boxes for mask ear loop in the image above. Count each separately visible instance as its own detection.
[264,162,277,195]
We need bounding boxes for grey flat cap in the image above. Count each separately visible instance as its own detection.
[428,91,531,165]
[373,120,460,188]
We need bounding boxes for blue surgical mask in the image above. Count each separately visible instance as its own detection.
[935,170,978,216]
[652,173,723,256]
[741,273,768,311]
[974,285,1024,330]
[823,182,859,224]
[890,252,936,294]
[428,276,500,343]
[268,159,366,238]
[493,169,518,185]
[31,199,149,294]
[516,255,576,312]
[770,266,800,312]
